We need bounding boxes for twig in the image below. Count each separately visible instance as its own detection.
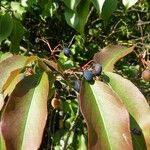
[68,35,75,48]
[137,13,144,43]
[107,19,123,38]
[86,6,94,23]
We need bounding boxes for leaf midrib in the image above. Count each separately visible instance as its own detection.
[89,83,113,150]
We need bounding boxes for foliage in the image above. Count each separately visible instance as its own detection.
[0,0,150,150]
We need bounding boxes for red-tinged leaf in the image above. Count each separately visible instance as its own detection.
[0,52,13,62]
[0,55,37,93]
[1,71,53,150]
[93,45,135,72]
[105,72,150,149]
[79,80,132,150]
[42,59,63,73]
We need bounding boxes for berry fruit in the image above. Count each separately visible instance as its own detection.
[93,63,102,76]
[51,98,61,109]
[131,128,141,136]
[74,80,80,92]
[83,70,93,81]
[63,48,71,57]
[54,80,62,89]
[142,69,150,81]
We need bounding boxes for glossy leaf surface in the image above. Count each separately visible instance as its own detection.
[122,0,138,9]
[101,0,118,24]
[105,72,150,149]
[1,72,51,150]
[63,0,81,10]
[65,0,90,34]
[10,18,25,53]
[0,13,13,42]
[91,0,105,14]
[80,80,132,149]
[94,45,134,71]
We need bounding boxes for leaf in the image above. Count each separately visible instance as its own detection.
[101,0,118,24]
[65,0,90,34]
[0,55,37,93]
[0,13,13,43]
[10,2,26,20]
[3,73,25,98]
[90,0,105,14]
[0,93,4,111]
[21,0,37,7]
[122,0,138,9]
[0,52,13,62]
[63,0,81,10]
[0,71,52,150]
[65,8,79,30]
[76,0,91,34]
[93,45,135,72]
[105,72,150,149]
[0,129,6,150]
[10,18,25,53]
[79,80,132,149]
[77,134,87,150]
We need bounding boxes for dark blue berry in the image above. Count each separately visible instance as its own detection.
[131,128,141,136]
[74,80,80,92]
[83,70,93,81]
[54,80,62,89]
[93,63,102,76]
[63,48,71,57]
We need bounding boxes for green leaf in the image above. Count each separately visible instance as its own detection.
[10,2,26,20]
[65,0,90,34]
[90,0,105,14]
[76,0,91,34]
[93,45,135,72]
[65,8,79,30]
[0,13,13,43]
[10,18,25,53]
[101,0,118,24]
[40,1,59,19]
[1,71,52,150]
[105,72,150,149]
[0,55,37,93]
[80,80,132,149]
[122,0,138,9]
[21,0,37,7]
[63,0,81,10]
[77,134,87,150]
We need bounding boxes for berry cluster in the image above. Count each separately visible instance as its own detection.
[83,63,102,82]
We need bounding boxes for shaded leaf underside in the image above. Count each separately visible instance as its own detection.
[1,72,50,150]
